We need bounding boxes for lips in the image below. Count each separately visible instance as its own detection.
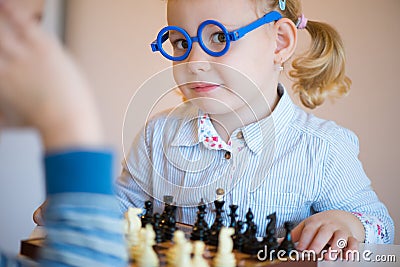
[190,82,220,93]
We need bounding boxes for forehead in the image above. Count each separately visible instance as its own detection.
[167,0,258,30]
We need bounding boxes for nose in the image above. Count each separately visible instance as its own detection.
[185,42,211,74]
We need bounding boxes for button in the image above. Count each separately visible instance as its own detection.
[225,151,231,160]
[236,131,244,139]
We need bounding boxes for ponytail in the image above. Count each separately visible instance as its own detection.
[263,0,352,109]
[289,20,351,109]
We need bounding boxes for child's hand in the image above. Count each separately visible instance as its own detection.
[291,210,365,260]
[0,1,102,150]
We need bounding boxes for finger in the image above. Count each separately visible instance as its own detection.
[307,224,335,254]
[0,1,30,36]
[290,221,304,243]
[296,223,320,251]
[343,237,360,261]
[0,3,25,59]
[324,231,347,261]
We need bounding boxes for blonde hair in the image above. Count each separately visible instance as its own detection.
[260,0,352,109]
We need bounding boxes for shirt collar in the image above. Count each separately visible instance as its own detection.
[170,104,200,147]
[243,83,296,154]
[171,84,296,153]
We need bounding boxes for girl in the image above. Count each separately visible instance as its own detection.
[117,0,394,255]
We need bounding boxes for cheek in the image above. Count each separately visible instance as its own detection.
[220,35,276,84]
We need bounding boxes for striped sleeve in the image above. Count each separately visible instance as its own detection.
[314,128,394,244]
[39,151,128,267]
[0,252,37,267]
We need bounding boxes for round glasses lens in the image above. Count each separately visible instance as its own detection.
[200,23,228,54]
[162,30,189,59]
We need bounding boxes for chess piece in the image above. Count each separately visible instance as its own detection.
[242,223,263,255]
[161,196,177,241]
[176,237,193,267]
[191,199,210,241]
[263,212,278,259]
[141,200,153,227]
[152,213,163,243]
[207,189,226,246]
[125,207,142,247]
[278,221,295,256]
[228,204,238,228]
[136,224,159,267]
[191,241,209,267]
[242,209,263,255]
[166,230,187,266]
[131,227,145,262]
[244,208,255,238]
[232,220,245,251]
[214,227,236,267]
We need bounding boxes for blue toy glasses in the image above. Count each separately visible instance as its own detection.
[150,11,282,61]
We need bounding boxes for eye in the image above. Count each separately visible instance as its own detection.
[211,32,227,44]
[173,39,189,50]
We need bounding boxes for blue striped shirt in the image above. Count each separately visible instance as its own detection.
[117,84,394,244]
[1,151,128,267]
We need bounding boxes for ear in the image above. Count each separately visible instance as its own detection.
[273,18,297,64]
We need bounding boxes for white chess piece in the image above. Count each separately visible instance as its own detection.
[213,227,236,267]
[176,239,192,267]
[125,207,143,247]
[191,241,209,267]
[131,227,146,262]
[137,224,159,267]
[166,230,187,266]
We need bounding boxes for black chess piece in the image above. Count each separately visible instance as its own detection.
[242,222,264,255]
[160,196,177,241]
[228,204,238,228]
[141,200,153,227]
[191,199,210,241]
[152,213,163,243]
[207,199,225,246]
[232,220,245,251]
[278,221,295,256]
[244,208,255,238]
[262,212,278,259]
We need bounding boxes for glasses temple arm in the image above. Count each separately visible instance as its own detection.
[228,11,282,41]
[151,32,170,52]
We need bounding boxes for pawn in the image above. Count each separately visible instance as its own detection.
[141,200,153,227]
[278,221,295,256]
[214,227,236,267]
[244,208,255,238]
[136,224,159,267]
[228,204,238,228]
[232,220,245,251]
[191,241,209,267]
[166,230,187,266]
[176,239,193,267]
[152,213,163,243]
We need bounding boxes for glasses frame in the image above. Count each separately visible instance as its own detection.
[151,11,283,61]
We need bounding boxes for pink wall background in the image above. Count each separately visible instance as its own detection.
[65,0,399,243]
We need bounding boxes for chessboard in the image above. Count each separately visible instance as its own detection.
[21,195,319,267]
[20,236,317,267]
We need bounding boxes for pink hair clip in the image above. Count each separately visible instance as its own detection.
[296,14,308,29]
